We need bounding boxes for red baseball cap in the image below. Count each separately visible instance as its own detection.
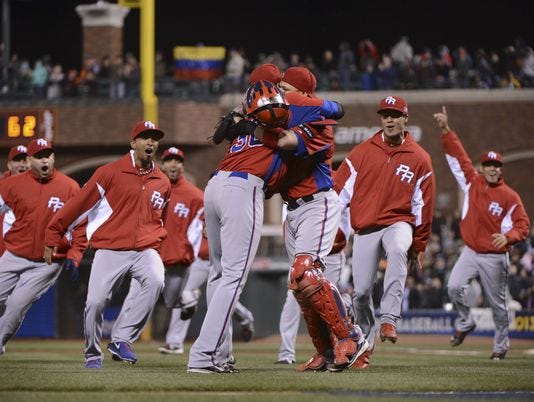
[131,121,165,140]
[282,67,317,94]
[8,145,28,161]
[249,63,282,84]
[377,95,409,116]
[27,138,54,156]
[480,151,503,165]
[162,146,185,161]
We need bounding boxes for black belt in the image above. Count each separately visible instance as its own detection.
[286,188,331,211]
[286,194,315,211]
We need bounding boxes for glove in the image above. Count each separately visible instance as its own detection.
[62,258,79,284]
[211,111,242,145]
[228,117,260,139]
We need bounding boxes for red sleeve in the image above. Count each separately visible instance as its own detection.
[45,169,107,246]
[505,196,530,244]
[441,131,478,183]
[291,123,333,156]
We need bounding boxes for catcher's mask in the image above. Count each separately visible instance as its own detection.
[243,80,289,127]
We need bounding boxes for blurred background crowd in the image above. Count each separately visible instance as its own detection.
[1,36,533,101]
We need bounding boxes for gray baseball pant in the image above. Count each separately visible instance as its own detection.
[448,245,510,353]
[84,249,164,361]
[0,251,61,349]
[188,171,264,369]
[352,221,413,350]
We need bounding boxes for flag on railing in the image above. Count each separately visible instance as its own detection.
[173,46,226,80]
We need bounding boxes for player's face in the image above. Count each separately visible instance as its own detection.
[7,156,30,175]
[161,157,184,182]
[131,133,160,168]
[278,81,301,94]
[30,150,55,180]
[380,110,407,143]
[481,162,502,184]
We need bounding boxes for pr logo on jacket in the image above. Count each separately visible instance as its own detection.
[173,202,190,218]
[396,164,414,183]
[488,202,503,216]
[47,196,65,212]
[151,191,165,209]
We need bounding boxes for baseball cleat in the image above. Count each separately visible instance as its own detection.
[84,358,103,369]
[107,341,137,364]
[296,353,330,372]
[450,324,476,347]
[240,319,255,342]
[490,350,507,360]
[275,358,295,365]
[329,338,369,372]
[380,323,398,343]
[158,344,184,354]
[187,363,238,374]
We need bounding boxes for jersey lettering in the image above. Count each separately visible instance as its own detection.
[47,196,65,212]
[151,191,165,209]
[229,135,263,153]
[488,201,503,216]
[173,202,190,218]
[396,164,414,183]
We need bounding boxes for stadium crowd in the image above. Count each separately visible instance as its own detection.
[1,36,534,101]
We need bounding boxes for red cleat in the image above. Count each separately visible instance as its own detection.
[380,323,398,343]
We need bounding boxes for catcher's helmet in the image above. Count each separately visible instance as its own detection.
[243,80,289,127]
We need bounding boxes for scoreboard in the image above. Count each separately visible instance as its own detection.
[0,109,57,142]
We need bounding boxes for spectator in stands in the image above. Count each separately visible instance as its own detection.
[224,48,245,93]
[337,41,356,90]
[31,59,48,99]
[317,49,339,90]
[47,64,64,100]
[434,45,453,88]
[452,47,473,88]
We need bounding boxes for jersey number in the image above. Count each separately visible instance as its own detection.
[229,135,263,153]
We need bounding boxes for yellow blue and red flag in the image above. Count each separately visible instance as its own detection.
[173,46,226,80]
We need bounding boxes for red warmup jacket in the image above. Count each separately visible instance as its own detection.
[441,131,530,253]
[0,169,86,263]
[45,152,171,252]
[160,176,204,266]
[334,131,435,253]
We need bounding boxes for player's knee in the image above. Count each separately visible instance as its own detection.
[289,254,314,289]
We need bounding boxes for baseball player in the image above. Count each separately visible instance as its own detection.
[334,95,435,369]
[0,145,30,257]
[0,139,86,355]
[271,67,367,373]
[187,80,291,374]
[433,106,530,360]
[44,121,171,369]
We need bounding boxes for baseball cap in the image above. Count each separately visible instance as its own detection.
[27,139,54,156]
[162,146,185,162]
[377,95,409,116]
[8,145,28,161]
[131,120,165,140]
[249,63,282,84]
[480,151,503,165]
[282,67,317,94]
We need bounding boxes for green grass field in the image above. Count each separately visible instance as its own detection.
[1,335,533,402]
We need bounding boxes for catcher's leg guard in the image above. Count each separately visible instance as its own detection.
[290,255,333,355]
[291,255,360,341]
